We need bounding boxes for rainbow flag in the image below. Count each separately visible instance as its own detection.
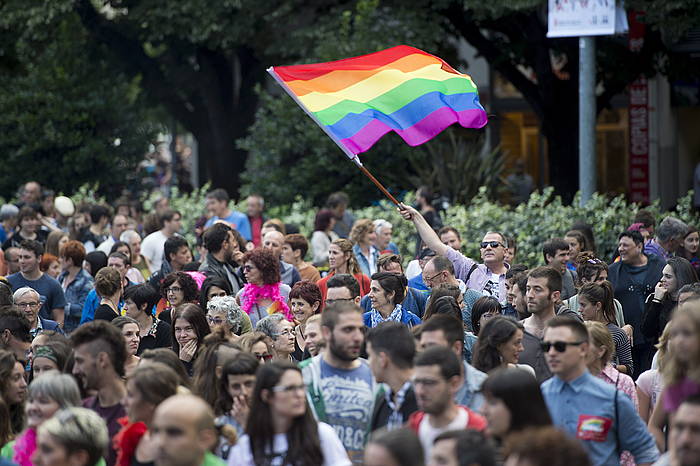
[267,45,487,157]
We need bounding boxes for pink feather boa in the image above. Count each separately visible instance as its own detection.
[13,427,36,466]
[240,283,292,320]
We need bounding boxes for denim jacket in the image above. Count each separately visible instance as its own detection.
[353,244,379,277]
[455,361,487,412]
[58,269,94,333]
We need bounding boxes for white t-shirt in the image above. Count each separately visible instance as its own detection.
[227,422,351,466]
[140,230,167,273]
[418,408,469,463]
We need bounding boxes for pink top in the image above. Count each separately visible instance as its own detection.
[663,377,700,413]
[636,369,663,419]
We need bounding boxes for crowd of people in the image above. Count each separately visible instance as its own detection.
[0,180,697,466]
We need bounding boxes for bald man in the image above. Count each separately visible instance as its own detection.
[151,395,225,466]
[262,230,301,287]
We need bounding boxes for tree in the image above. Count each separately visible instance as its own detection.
[0,12,157,199]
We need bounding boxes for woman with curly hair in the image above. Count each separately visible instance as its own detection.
[316,238,370,304]
[206,295,252,339]
[236,249,291,327]
[350,219,379,277]
[159,271,200,324]
[238,332,274,364]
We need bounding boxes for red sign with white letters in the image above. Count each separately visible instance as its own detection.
[628,11,649,204]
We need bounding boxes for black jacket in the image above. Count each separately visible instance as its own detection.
[370,384,418,432]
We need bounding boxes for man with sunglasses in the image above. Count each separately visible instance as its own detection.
[541,317,658,466]
[399,204,509,304]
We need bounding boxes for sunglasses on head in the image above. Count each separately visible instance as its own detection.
[480,241,503,249]
[540,340,586,353]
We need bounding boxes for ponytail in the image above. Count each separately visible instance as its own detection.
[579,281,616,324]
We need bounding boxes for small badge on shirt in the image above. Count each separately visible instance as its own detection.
[576,415,612,442]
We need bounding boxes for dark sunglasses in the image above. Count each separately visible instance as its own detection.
[480,241,503,249]
[540,340,586,353]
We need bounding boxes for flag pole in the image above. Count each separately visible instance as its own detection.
[267,67,400,206]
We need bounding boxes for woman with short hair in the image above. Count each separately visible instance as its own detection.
[3,371,81,466]
[288,281,322,360]
[114,363,180,466]
[206,295,252,340]
[255,315,295,362]
[33,407,108,466]
[123,283,171,355]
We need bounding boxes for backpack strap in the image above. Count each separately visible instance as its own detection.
[465,263,479,283]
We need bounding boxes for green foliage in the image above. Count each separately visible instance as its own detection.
[407,130,504,204]
[238,0,456,207]
[142,183,212,247]
[0,13,158,200]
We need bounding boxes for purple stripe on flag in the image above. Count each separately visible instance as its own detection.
[338,107,487,155]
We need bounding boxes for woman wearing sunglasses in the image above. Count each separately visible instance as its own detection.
[237,249,292,328]
[227,362,350,466]
[239,332,274,364]
[206,295,252,340]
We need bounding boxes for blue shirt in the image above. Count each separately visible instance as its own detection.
[319,358,374,464]
[542,371,659,465]
[205,211,252,241]
[360,287,428,318]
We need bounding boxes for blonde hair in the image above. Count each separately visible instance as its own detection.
[331,238,360,275]
[350,219,374,245]
[585,321,615,365]
[662,303,700,386]
[305,314,322,327]
[39,407,108,465]
[655,322,672,370]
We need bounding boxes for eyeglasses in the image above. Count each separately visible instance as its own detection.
[480,241,504,249]
[423,271,444,285]
[166,287,182,294]
[273,329,294,338]
[242,265,255,272]
[540,340,586,353]
[207,316,225,325]
[16,302,40,308]
[325,298,354,305]
[253,353,273,361]
[271,384,306,394]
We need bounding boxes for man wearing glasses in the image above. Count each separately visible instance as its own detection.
[399,205,509,304]
[541,317,659,466]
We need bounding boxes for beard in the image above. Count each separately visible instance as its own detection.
[328,334,357,362]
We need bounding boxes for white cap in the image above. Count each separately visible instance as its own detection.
[54,196,75,217]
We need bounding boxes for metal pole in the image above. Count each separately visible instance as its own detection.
[579,36,596,205]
